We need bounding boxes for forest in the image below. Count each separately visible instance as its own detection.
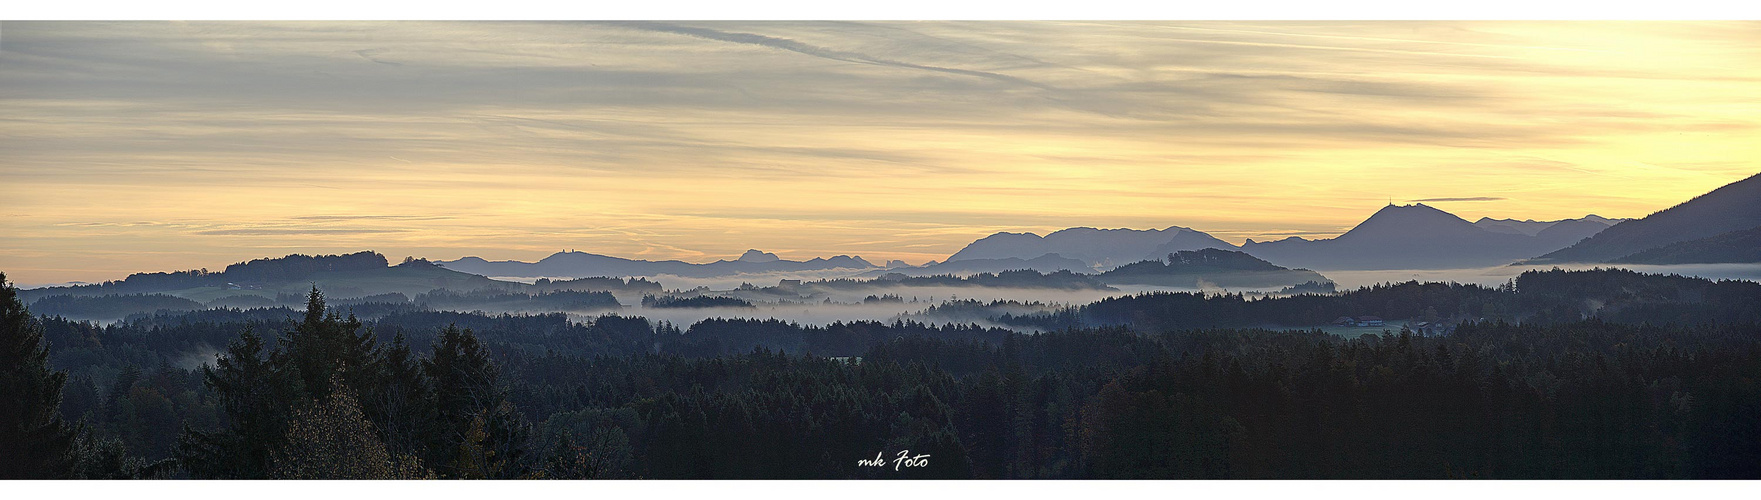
[3,267,1758,479]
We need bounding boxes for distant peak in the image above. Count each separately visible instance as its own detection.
[737,249,781,263]
[1372,202,1452,216]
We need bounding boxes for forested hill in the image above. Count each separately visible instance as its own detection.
[23,251,395,299]
[1096,249,1330,288]
[220,251,390,282]
[1001,267,1761,332]
[1533,171,1761,264]
[1610,225,1761,265]
[18,252,520,308]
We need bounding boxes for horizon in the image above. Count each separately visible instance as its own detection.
[4,21,1759,284]
[3,199,1674,289]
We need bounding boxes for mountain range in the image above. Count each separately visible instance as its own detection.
[1238,204,1621,270]
[431,173,1761,278]
[940,207,1621,271]
[436,249,879,279]
[1473,215,1624,237]
[861,253,1095,278]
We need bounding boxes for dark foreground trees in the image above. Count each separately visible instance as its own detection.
[16,267,1761,479]
[0,272,79,478]
[176,289,524,479]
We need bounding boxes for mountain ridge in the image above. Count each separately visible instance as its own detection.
[1531,172,1761,264]
[1239,204,1617,270]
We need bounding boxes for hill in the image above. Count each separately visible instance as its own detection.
[437,250,876,279]
[1097,248,1331,289]
[945,226,1236,269]
[16,252,523,319]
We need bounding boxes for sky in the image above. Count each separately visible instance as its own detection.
[3,21,1759,285]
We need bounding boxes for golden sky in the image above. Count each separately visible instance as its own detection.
[3,21,1758,285]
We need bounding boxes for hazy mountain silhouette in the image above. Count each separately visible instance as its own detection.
[1240,204,1614,270]
[437,250,877,279]
[1608,225,1761,265]
[1097,249,1331,289]
[946,226,1236,269]
[737,249,781,263]
[1531,172,1761,264]
[1474,214,1622,237]
[860,253,1093,277]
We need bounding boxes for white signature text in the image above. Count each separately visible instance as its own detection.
[857,450,932,471]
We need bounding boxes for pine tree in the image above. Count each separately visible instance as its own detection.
[425,325,527,478]
[0,272,79,478]
[281,288,379,402]
[367,332,437,458]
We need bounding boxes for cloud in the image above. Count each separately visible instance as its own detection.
[291,215,456,221]
[604,21,1054,90]
[194,228,413,236]
[353,48,404,66]
[1411,197,1508,202]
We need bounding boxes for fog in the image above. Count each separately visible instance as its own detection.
[581,264,1761,331]
[175,344,223,370]
[491,270,882,291]
[46,264,1761,331]
[1319,263,1761,289]
[568,284,1185,330]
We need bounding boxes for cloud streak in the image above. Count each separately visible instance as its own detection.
[606,21,1055,90]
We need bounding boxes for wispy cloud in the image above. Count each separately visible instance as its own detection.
[292,215,456,221]
[194,228,413,236]
[1412,197,1508,202]
[606,21,1054,90]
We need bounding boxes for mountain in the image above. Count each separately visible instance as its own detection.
[860,253,1094,277]
[1239,204,1613,270]
[1531,172,1761,264]
[1609,225,1761,265]
[946,226,1236,270]
[437,250,877,279]
[737,249,781,263]
[1097,249,1332,289]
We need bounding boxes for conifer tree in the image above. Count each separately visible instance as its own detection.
[281,288,378,402]
[0,272,79,479]
[425,325,527,478]
[366,331,437,458]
